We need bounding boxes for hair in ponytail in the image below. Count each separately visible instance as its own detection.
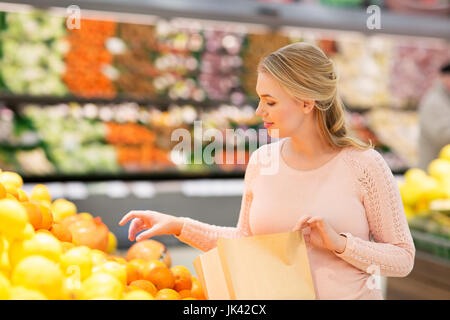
[258,42,373,151]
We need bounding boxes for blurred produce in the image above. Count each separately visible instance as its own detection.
[385,0,450,16]
[199,30,246,103]
[0,170,206,299]
[389,40,449,107]
[242,32,291,100]
[63,19,116,98]
[399,144,450,218]
[365,108,419,168]
[153,21,206,101]
[114,23,158,98]
[0,11,68,95]
[332,36,392,109]
[22,104,119,175]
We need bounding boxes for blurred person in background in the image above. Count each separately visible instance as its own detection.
[418,62,450,171]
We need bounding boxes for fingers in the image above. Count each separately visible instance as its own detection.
[129,218,147,242]
[119,210,151,226]
[292,215,311,232]
[304,234,311,244]
[306,216,324,226]
[135,224,163,242]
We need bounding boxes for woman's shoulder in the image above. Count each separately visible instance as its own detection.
[341,146,391,176]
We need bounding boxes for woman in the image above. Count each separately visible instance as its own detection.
[119,42,415,300]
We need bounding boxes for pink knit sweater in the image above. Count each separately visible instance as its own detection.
[175,138,416,300]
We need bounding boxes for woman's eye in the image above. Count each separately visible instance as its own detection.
[267,102,276,106]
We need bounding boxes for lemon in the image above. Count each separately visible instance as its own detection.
[92,261,127,285]
[16,189,29,202]
[62,275,82,300]
[422,176,447,201]
[9,232,62,268]
[0,272,11,299]
[22,223,35,240]
[404,168,428,185]
[10,286,47,300]
[30,184,52,203]
[122,289,154,300]
[399,182,422,207]
[60,246,93,281]
[90,249,107,267]
[51,199,77,222]
[80,272,123,300]
[11,255,63,300]
[439,144,450,161]
[78,212,93,219]
[428,159,450,182]
[0,172,23,189]
[106,232,117,254]
[0,199,29,240]
[0,237,10,278]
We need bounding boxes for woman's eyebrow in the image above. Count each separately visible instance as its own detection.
[260,94,275,98]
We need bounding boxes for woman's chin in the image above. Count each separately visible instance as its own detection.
[266,128,283,139]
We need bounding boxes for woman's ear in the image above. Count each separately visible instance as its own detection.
[303,99,315,114]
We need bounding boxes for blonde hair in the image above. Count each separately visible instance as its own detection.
[258,42,373,151]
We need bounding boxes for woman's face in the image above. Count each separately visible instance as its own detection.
[255,72,314,138]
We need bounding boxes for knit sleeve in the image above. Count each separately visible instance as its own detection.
[174,150,259,252]
[336,148,416,277]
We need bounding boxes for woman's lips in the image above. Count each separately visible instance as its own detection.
[264,121,274,128]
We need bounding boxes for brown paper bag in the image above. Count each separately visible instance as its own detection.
[193,231,316,300]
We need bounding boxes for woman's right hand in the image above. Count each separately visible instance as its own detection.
[118,210,184,242]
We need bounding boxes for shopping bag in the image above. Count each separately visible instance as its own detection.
[193,231,316,300]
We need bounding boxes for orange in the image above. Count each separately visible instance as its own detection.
[129,280,157,296]
[22,202,43,230]
[127,259,147,280]
[191,276,206,300]
[171,265,192,291]
[0,183,6,199]
[30,184,52,203]
[34,202,53,230]
[178,289,192,299]
[155,288,180,300]
[143,261,175,290]
[16,189,29,202]
[126,239,171,267]
[126,262,140,284]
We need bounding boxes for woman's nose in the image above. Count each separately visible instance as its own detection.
[255,103,265,117]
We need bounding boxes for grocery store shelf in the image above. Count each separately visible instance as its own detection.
[0,93,243,110]
[3,0,450,39]
[19,170,246,183]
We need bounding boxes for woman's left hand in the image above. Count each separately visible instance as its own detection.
[292,215,347,253]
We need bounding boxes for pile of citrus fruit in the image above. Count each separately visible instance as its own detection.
[400,144,450,219]
[0,168,206,300]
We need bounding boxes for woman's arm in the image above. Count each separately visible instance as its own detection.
[336,149,416,277]
[174,151,259,252]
